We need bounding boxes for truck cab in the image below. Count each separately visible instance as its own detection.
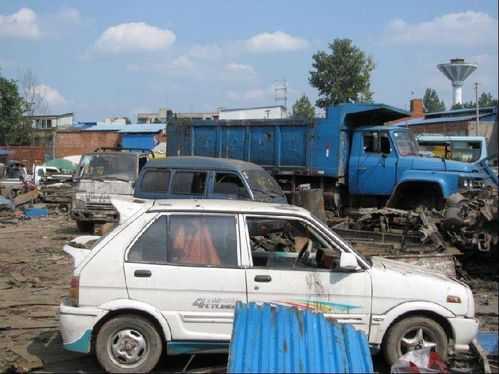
[71,149,149,232]
[348,126,493,209]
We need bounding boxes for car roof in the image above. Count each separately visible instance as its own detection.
[143,156,264,172]
[146,198,308,216]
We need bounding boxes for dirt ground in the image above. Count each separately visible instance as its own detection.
[0,212,497,372]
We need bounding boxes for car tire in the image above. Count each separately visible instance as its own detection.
[76,220,94,233]
[95,315,163,373]
[383,316,448,366]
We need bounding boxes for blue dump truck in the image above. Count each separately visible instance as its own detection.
[168,103,497,209]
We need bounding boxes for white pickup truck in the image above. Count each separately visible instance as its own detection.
[59,199,478,373]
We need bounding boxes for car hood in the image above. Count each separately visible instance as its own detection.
[369,257,470,316]
[408,156,477,173]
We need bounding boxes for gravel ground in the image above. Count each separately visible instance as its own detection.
[0,212,496,372]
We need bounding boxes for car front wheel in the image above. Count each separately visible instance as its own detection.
[383,316,448,366]
[95,315,163,373]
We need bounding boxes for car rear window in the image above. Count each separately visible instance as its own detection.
[167,215,238,267]
[141,170,170,192]
[171,171,207,194]
[128,216,167,263]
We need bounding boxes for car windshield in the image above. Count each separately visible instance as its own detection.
[393,130,419,156]
[78,153,137,181]
[243,169,283,196]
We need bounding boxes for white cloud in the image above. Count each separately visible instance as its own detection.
[224,63,255,74]
[34,84,66,108]
[169,56,194,71]
[95,22,175,53]
[245,31,308,53]
[57,7,81,23]
[0,8,40,39]
[188,43,225,60]
[386,11,498,47]
[226,87,272,101]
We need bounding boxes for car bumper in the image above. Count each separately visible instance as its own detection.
[59,299,101,353]
[449,316,480,351]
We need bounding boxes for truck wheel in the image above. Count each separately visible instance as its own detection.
[95,315,163,373]
[76,220,94,233]
[383,316,448,366]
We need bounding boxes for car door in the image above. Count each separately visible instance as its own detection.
[357,131,398,195]
[241,214,372,335]
[124,212,247,342]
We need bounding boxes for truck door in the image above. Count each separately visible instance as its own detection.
[355,131,397,195]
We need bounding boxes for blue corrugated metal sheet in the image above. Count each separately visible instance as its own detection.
[228,303,373,373]
[121,133,158,150]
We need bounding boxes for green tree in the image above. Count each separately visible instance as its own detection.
[291,95,315,121]
[0,73,27,145]
[423,88,446,112]
[309,38,375,108]
[478,92,498,107]
[451,101,475,110]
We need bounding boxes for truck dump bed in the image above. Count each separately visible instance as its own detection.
[167,104,408,178]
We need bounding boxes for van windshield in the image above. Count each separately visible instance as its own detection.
[243,169,284,197]
[78,153,137,181]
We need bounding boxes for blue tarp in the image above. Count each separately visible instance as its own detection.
[228,302,374,373]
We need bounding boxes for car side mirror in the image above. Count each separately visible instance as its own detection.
[339,252,360,271]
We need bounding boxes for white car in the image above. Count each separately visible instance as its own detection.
[59,199,478,372]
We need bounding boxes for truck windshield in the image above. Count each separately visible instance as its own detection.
[393,131,419,156]
[243,169,284,197]
[78,153,137,181]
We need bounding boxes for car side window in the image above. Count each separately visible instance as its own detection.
[167,215,238,267]
[363,132,379,153]
[172,171,207,194]
[128,216,167,263]
[213,173,250,198]
[246,216,340,270]
[142,170,170,192]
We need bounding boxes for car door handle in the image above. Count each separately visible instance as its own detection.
[358,167,367,171]
[134,269,152,278]
[254,275,272,282]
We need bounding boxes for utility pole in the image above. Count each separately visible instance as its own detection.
[474,82,479,136]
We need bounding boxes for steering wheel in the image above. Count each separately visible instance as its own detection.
[294,239,313,268]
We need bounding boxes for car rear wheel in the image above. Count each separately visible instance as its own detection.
[383,316,448,366]
[95,315,163,373]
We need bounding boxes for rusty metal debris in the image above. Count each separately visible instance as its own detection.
[442,188,499,252]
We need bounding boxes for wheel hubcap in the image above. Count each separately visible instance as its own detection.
[400,327,437,354]
[109,329,148,367]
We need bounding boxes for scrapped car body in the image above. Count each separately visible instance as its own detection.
[71,150,149,232]
[133,156,287,203]
[60,199,478,372]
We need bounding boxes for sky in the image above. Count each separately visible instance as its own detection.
[0,0,497,121]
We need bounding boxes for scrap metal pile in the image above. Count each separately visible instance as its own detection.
[442,188,498,253]
[330,187,499,256]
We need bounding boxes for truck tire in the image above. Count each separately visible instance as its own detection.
[383,316,448,366]
[95,315,163,373]
[76,220,94,233]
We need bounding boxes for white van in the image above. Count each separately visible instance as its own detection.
[59,199,478,372]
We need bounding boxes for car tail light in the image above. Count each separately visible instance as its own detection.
[69,276,79,306]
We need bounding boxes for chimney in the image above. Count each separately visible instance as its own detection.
[409,99,424,117]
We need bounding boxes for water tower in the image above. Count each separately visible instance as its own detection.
[437,58,477,106]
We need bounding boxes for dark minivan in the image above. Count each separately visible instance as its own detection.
[133,156,287,203]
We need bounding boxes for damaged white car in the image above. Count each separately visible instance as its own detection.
[59,199,478,372]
